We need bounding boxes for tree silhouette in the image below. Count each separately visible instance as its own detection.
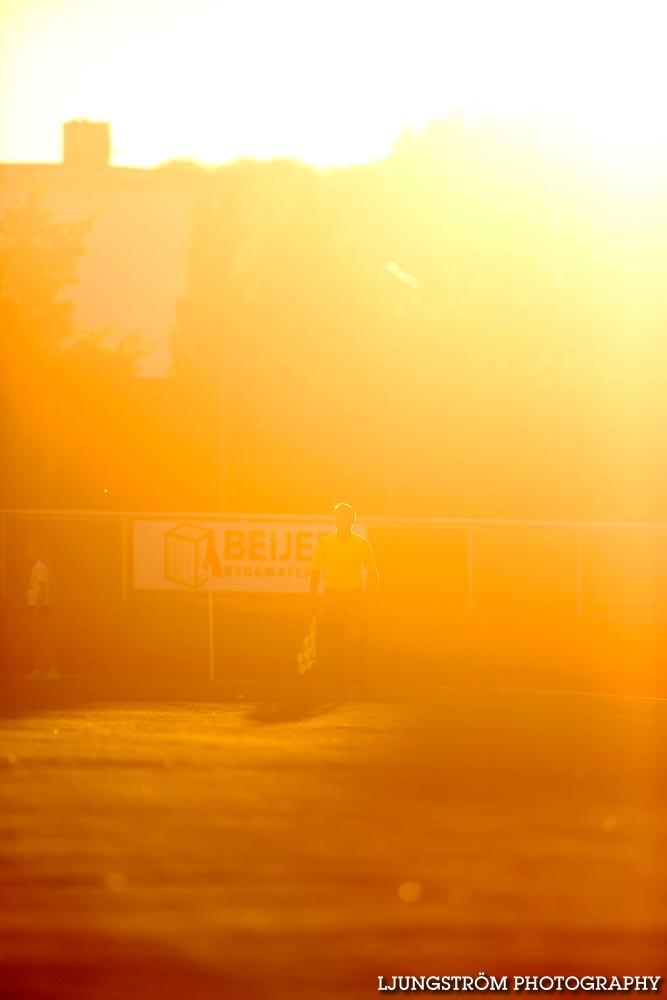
[172,117,667,518]
[0,188,146,381]
[1,190,148,505]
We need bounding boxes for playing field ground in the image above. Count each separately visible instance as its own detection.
[1,685,665,999]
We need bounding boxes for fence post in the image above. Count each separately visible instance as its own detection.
[576,526,582,617]
[0,511,5,600]
[121,517,129,601]
[467,525,474,613]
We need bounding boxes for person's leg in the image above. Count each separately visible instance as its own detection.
[35,612,48,673]
[40,608,57,676]
[28,608,40,674]
[346,592,369,691]
[30,608,55,676]
[321,593,346,690]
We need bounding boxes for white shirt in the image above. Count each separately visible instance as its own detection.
[27,560,51,606]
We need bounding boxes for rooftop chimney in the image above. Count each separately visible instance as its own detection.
[62,120,111,167]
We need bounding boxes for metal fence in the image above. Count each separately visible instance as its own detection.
[3,508,667,616]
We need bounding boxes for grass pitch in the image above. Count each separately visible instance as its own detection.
[1,685,666,999]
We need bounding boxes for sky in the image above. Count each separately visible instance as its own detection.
[2,0,667,169]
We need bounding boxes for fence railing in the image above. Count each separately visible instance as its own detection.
[3,508,667,615]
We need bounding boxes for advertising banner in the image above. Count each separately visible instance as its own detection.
[132,517,364,593]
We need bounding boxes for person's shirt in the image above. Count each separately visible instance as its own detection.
[27,560,51,607]
[310,531,377,592]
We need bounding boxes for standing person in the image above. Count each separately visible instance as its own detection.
[308,503,379,693]
[26,537,58,678]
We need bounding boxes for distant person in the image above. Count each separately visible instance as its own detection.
[308,503,379,693]
[26,537,58,678]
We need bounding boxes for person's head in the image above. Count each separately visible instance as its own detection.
[334,502,356,532]
[26,537,48,564]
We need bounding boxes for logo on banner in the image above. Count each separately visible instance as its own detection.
[135,517,355,593]
[164,523,222,589]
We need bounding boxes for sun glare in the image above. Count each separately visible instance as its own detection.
[2,0,667,169]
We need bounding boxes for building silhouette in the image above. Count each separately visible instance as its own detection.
[1,123,223,511]
[62,120,111,169]
[0,121,213,376]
